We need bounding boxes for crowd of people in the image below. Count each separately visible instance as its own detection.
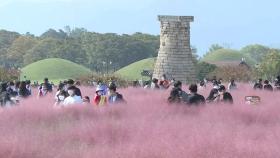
[253,76,280,91]
[167,79,233,105]
[0,78,126,107]
[1,74,280,108]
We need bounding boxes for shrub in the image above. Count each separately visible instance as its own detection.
[207,65,253,82]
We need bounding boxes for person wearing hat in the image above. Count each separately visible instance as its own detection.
[93,85,107,106]
[63,86,83,106]
[97,80,108,95]
[108,83,125,104]
[215,85,233,104]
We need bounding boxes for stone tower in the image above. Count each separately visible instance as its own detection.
[153,15,196,83]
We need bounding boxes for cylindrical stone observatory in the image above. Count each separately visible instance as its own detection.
[153,15,196,83]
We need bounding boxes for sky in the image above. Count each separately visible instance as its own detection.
[0,0,280,55]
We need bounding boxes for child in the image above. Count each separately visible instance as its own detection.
[93,86,107,106]
[83,96,91,105]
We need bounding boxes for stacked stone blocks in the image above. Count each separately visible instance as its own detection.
[153,15,196,83]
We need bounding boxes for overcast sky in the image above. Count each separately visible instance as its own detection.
[0,0,279,55]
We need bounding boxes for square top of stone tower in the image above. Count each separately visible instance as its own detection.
[158,15,194,22]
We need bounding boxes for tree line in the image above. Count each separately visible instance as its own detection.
[1,27,280,82]
[0,27,160,72]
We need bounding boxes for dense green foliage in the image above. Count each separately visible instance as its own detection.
[202,48,255,65]
[0,28,159,72]
[196,62,217,80]
[20,58,91,82]
[256,49,280,80]
[240,44,271,63]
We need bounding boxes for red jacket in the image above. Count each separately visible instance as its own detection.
[93,95,107,106]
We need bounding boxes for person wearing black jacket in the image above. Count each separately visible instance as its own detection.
[108,83,125,104]
[217,85,233,104]
[263,80,273,92]
[275,76,280,90]
[167,81,188,104]
[186,84,205,106]
[253,79,263,90]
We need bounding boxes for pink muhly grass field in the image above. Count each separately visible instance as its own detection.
[0,84,280,158]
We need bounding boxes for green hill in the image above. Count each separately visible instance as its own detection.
[115,58,155,80]
[21,58,92,82]
[202,49,255,65]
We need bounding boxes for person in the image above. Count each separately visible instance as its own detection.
[7,81,18,96]
[83,96,91,105]
[96,80,108,95]
[93,86,107,106]
[108,83,125,104]
[54,90,68,106]
[186,84,205,105]
[6,81,19,105]
[168,87,182,104]
[253,79,263,90]
[43,78,53,93]
[19,81,31,98]
[143,81,151,89]
[217,78,223,85]
[274,76,280,90]
[159,74,170,89]
[38,83,49,97]
[167,81,188,104]
[150,78,160,90]
[15,81,20,94]
[55,82,66,98]
[63,86,83,106]
[206,83,219,103]
[198,80,206,90]
[0,82,10,106]
[228,79,237,91]
[66,79,82,97]
[263,80,273,91]
[26,80,32,95]
[216,85,233,104]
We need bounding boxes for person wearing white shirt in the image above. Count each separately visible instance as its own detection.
[63,86,82,106]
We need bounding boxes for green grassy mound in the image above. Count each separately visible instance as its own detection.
[21,58,92,82]
[115,58,155,80]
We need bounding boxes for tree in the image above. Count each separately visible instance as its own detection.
[40,29,67,40]
[0,28,160,73]
[208,66,253,82]
[240,44,271,63]
[23,38,63,65]
[256,49,280,80]
[204,44,224,56]
[196,62,217,80]
[6,36,38,67]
